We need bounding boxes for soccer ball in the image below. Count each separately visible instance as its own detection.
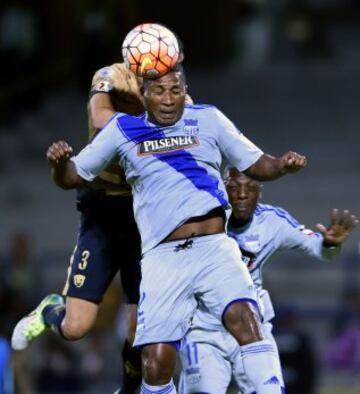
[122,23,180,78]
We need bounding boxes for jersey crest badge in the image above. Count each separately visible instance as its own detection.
[74,274,86,288]
[243,234,261,252]
[183,119,199,135]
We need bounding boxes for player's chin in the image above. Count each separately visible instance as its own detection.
[156,112,180,126]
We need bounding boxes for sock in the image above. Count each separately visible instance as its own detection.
[241,339,284,394]
[141,379,176,394]
[42,304,66,338]
[120,340,142,394]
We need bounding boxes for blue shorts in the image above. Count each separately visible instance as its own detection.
[62,195,141,304]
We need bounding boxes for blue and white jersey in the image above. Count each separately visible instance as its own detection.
[71,104,263,253]
[192,202,341,329]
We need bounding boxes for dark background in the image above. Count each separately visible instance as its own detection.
[1,1,359,393]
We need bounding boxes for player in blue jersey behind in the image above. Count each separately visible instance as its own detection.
[178,169,358,394]
[41,65,306,394]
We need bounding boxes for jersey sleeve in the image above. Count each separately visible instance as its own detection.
[215,108,263,171]
[276,208,341,261]
[71,115,123,181]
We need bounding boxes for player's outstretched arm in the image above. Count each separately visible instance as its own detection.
[316,209,358,247]
[47,141,85,189]
[245,151,307,181]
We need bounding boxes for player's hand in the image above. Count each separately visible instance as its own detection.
[47,141,73,168]
[279,151,307,174]
[316,209,358,247]
[113,63,142,94]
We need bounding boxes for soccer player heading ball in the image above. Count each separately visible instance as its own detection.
[122,23,181,78]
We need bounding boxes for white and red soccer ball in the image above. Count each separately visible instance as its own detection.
[122,23,180,78]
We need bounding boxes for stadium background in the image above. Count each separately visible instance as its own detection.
[0,0,359,393]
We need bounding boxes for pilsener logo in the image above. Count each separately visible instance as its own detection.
[138,136,199,155]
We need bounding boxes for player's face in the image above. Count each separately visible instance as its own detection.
[143,72,186,126]
[226,172,261,222]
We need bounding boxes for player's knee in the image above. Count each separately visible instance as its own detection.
[61,316,92,340]
[223,301,262,345]
[142,345,176,385]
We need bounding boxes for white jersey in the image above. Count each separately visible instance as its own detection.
[192,203,341,329]
[71,104,263,253]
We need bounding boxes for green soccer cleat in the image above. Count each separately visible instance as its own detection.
[11,293,64,351]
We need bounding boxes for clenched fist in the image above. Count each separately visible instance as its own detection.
[279,151,307,174]
[47,141,73,168]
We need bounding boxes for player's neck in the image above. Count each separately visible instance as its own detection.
[229,214,252,229]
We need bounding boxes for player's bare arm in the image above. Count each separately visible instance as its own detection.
[47,141,84,189]
[245,151,307,181]
[316,208,358,247]
[89,63,144,130]
[89,93,117,129]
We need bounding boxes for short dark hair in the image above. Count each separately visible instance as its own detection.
[143,63,187,89]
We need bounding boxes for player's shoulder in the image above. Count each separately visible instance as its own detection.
[184,103,220,120]
[185,103,215,110]
[254,203,300,228]
[114,112,147,129]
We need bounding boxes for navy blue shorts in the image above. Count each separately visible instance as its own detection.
[62,195,141,304]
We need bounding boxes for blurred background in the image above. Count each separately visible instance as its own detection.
[0,0,359,393]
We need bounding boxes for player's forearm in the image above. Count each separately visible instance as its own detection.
[245,154,285,181]
[51,161,84,189]
[89,93,116,129]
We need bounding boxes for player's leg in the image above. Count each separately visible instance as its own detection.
[55,296,98,339]
[223,302,283,394]
[141,343,177,392]
[46,211,118,339]
[11,212,117,349]
[178,329,232,394]
[133,243,198,392]
[232,321,285,394]
[194,234,283,394]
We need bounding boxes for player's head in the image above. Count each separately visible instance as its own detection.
[142,64,187,126]
[224,168,262,222]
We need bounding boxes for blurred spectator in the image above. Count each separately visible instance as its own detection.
[0,0,39,75]
[273,306,317,394]
[325,289,360,372]
[273,1,333,61]
[233,0,274,67]
[0,231,41,394]
[0,0,42,121]
[0,231,40,339]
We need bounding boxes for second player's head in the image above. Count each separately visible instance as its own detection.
[142,64,187,126]
[225,169,262,224]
